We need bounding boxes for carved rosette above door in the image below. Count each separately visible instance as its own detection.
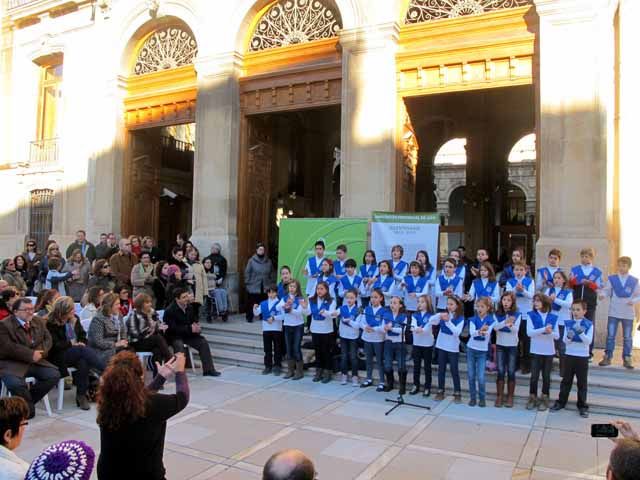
[405,0,533,24]
[134,27,198,75]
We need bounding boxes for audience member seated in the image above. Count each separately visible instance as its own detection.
[0,397,30,480]
[96,352,189,480]
[46,296,106,411]
[262,449,316,480]
[25,440,95,480]
[109,239,138,288]
[0,298,61,418]
[126,293,172,372]
[87,260,116,293]
[79,286,103,333]
[164,287,220,377]
[87,292,128,365]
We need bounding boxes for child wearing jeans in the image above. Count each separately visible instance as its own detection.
[338,289,361,386]
[306,281,337,384]
[599,256,640,369]
[466,297,496,407]
[359,249,378,308]
[546,271,573,375]
[526,293,559,411]
[494,291,521,408]
[569,247,603,357]
[431,296,465,403]
[253,285,284,376]
[358,289,387,391]
[383,296,408,393]
[410,295,435,397]
[277,279,307,380]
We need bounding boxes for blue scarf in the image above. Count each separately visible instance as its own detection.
[308,257,325,277]
[413,311,430,328]
[385,311,406,337]
[537,267,560,289]
[334,260,346,276]
[507,276,533,297]
[564,318,592,343]
[609,274,639,299]
[495,312,520,333]
[260,299,279,321]
[340,275,362,291]
[319,274,338,286]
[470,315,494,341]
[360,264,377,279]
[364,305,384,327]
[547,287,571,312]
[528,310,558,330]
[393,260,408,277]
[404,275,428,294]
[472,278,497,299]
[571,265,602,284]
[282,296,300,312]
[310,299,331,321]
[373,275,394,292]
[277,282,287,299]
[438,275,461,293]
[440,314,464,335]
[339,304,359,320]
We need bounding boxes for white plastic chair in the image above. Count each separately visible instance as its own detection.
[1,377,54,417]
[184,344,197,373]
[56,367,77,411]
[136,352,154,371]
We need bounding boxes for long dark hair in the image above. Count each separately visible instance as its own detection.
[415,250,433,271]
[97,351,148,431]
[310,281,333,303]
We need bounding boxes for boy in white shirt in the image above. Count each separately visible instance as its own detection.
[505,262,535,374]
[536,248,563,292]
[253,285,284,376]
[303,240,326,298]
[598,256,640,369]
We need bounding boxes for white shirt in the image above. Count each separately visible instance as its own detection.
[434,274,464,310]
[253,298,283,332]
[338,274,362,300]
[358,305,386,343]
[384,312,406,343]
[467,278,500,306]
[563,319,594,357]
[505,276,535,313]
[429,312,464,353]
[79,303,97,333]
[358,264,379,298]
[494,312,522,347]
[467,314,497,352]
[391,260,408,283]
[526,311,559,355]
[402,275,430,312]
[545,287,573,325]
[0,445,29,480]
[536,265,561,291]
[601,274,640,320]
[276,295,305,327]
[411,312,435,347]
[307,298,336,334]
[338,304,361,340]
[304,256,326,297]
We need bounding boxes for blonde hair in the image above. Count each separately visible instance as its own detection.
[48,296,75,326]
[579,248,595,258]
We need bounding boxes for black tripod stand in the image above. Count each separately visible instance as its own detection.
[385,315,431,416]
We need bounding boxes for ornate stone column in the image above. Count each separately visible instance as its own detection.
[339,23,399,217]
[190,52,242,298]
[534,0,616,345]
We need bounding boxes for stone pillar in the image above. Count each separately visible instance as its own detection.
[339,24,399,217]
[617,0,640,346]
[190,52,242,305]
[534,0,615,346]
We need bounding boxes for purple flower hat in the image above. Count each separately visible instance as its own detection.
[25,440,95,480]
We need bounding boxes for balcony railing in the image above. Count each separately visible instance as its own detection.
[28,138,59,168]
[5,0,36,10]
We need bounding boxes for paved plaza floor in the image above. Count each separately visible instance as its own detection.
[16,365,638,479]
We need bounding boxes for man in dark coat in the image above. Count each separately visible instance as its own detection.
[65,230,96,263]
[0,298,60,418]
[164,287,220,377]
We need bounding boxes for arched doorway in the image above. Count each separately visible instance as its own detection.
[121,18,198,253]
[237,0,344,267]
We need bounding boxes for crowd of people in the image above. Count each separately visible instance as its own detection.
[246,241,639,418]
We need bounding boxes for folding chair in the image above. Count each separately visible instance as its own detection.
[1,377,54,417]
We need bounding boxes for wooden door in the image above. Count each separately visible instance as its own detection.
[122,130,161,237]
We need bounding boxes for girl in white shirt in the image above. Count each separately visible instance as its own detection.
[338,289,361,386]
[277,279,307,380]
[493,291,521,408]
[409,295,435,397]
[401,261,430,313]
[545,270,573,374]
[526,293,559,411]
[358,289,387,391]
[434,258,464,311]
[430,296,465,403]
[383,296,408,393]
[306,281,337,384]
[466,297,496,407]
[372,260,395,304]
[359,250,378,308]
[253,285,284,376]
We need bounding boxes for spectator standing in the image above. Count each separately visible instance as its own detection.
[186,248,207,320]
[141,236,163,263]
[109,239,138,288]
[204,243,229,320]
[22,240,42,294]
[87,292,128,364]
[65,230,96,263]
[96,233,119,260]
[164,287,220,377]
[96,352,189,480]
[129,235,143,257]
[46,296,105,411]
[44,258,74,296]
[63,249,91,302]
[152,262,168,310]
[244,242,274,322]
[0,298,61,418]
[131,251,156,300]
[0,397,30,480]
[1,259,27,296]
[88,259,116,292]
[39,243,65,290]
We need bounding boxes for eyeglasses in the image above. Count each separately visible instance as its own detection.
[17,308,34,312]
[27,244,36,247]
[51,248,59,251]
[20,421,29,427]
[102,265,110,269]
[124,243,131,246]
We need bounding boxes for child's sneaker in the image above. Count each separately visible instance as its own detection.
[598,356,611,367]
[351,376,359,387]
[376,383,385,392]
[579,408,589,418]
[624,356,635,369]
[360,379,373,388]
[434,390,445,401]
[340,374,348,385]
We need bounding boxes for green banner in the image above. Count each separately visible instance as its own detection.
[277,218,368,293]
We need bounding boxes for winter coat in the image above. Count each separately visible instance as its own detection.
[244,254,274,294]
[46,318,90,377]
[88,273,116,293]
[131,263,156,299]
[87,311,127,364]
[0,315,55,378]
[0,271,26,295]
[62,259,91,302]
[109,252,139,287]
[187,261,208,305]
[0,445,29,480]
[204,253,228,284]
[65,241,96,263]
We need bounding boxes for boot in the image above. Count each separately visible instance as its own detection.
[505,381,515,408]
[495,380,504,408]
[383,371,394,392]
[526,394,537,410]
[599,356,611,367]
[313,368,323,382]
[76,394,90,411]
[538,394,549,411]
[283,360,295,379]
[321,370,332,384]
[624,356,635,370]
[398,371,407,395]
[293,361,304,380]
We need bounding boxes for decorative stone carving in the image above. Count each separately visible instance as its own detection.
[405,0,532,24]
[133,27,197,75]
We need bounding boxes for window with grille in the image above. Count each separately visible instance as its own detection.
[29,189,54,251]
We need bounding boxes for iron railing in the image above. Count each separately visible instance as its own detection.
[28,138,59,168]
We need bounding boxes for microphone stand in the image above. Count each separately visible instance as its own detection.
[385,315,431,416]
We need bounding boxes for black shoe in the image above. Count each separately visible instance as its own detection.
[423,388,431,398]
[550,401,564,412]
[360,379,373,388]
[468,398,477,407]
[478,399,486,408]
[203,370,221,377]
[376,383,385,392]
[76,394,90,411]
[579,408,589,418]
[273,366,281,376]
[409,385,420,395]
[262,367,272,375]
